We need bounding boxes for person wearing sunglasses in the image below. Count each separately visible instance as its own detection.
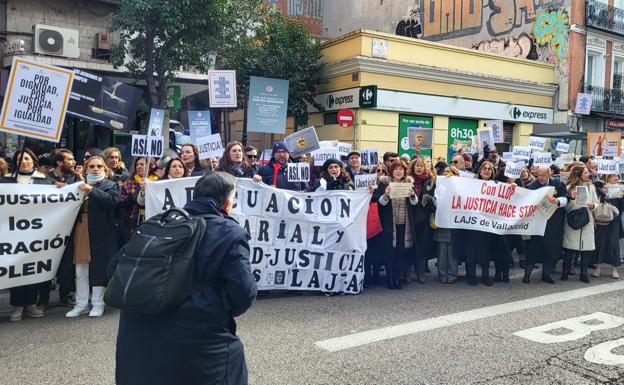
[244,145,260,176]
[451,154,466,171]
[66,156,120,318]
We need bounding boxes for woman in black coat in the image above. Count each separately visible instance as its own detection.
[1,149,53,321]
[115,172,257,385]
[309,158,354,191]
[593,174,623,279]
[65,155,120,318]
[364,164,388,287]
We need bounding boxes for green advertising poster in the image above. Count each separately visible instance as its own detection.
[448,118,478,160]
[398,115,433,159]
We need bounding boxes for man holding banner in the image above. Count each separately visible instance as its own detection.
[524,166,568,284]
[255,141,305,190]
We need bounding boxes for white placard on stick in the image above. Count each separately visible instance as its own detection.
[485,120,504,144]
[311,149,338,166]
[505,161,525,179]
[0,57,74,142]
[360,149,379,168]
[532,152,552,167]
[196,133,224,160]
[528,136,546,150]
[556,142,570,153]
[208,70,237,108]
[597,158,619,175]
[287,163,310,182]
[354,174,377,190]
[131,135,164,157]
[512,146,531,160]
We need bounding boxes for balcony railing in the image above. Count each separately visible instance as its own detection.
[584,84,624,115]
[587,0,624,36]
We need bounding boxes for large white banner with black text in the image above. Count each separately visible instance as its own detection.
[434,176,553,236]
[144,178,370,294]
[0,184,83,290]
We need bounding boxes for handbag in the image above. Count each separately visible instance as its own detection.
[366,202,383,240]
[566,207,590,230]
[594,202,619,226]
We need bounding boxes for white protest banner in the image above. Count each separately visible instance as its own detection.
[434,176,554,235]
[208,70,237,108]
[320,141,352,157]
[0,57,73,142]
[532,152,553,167]
[354,174,377,190]
[556,142,570,153]
[131,135,164,157]
[485,120,504,143]
[459,171,476,179]
[284,126,320,157]
[0,183,83,290]
[145,178,370,294]
[598,158,619,175]
[504,161,525,179]
[311,149,338,166]
[287,163,310,182]
[360,149,379,168]
[528,136,546,150]
[512,146,531,160]
[196,133,224,160]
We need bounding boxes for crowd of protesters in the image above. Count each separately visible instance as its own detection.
[1,139,623,322]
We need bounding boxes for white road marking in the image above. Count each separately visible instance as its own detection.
[315,281,624,352]
[584,338,624,366]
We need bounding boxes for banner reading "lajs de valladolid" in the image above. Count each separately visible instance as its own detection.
[434,176,554,236]
[0,184,83,290]
[145,178,369,294]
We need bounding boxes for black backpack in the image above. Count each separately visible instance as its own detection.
[566,207,590,230]
[105,208,208,314]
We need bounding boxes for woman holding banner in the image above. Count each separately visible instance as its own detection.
[180,144,211,177]
[66,156,120,318]
[593,174,623,279]
[1,149,52,321]
[119,157,158,240]
[562,166,600,283]
[378,161,419,290]
[218,141,255,178]
[464,161,496,286]
[310,158,354,191]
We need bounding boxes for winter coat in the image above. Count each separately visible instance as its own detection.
[310,175,354,191]
[563,183,600,252]
[258,158,305,191]
[1,170,53,185]
[377,176,419,249]
[347,167,366,182]
[526,178,567,260]
[110,167,130,185]
[85,179,120,286]
[115,196,257,385]
[190,165,212,177]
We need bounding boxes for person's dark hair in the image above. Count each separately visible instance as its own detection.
[383,152,399,163]
[435,161,449,176]
[50,148,73,167]
[164,158,189,179]
[550,164,560,175]
[194,171,237,208]
[38,153,53,167]
[12,148,39,170]
[130,157,147,177]
[244,145,257,153]
[579,156,589,164]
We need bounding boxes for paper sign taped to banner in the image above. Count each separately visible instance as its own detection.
[144,178,370,294]
[196,134,224,160]
[354,174,377,190]
[0,57,73,142]
[131,135,164,157]
[0,184,83,290]
[434,176,553,235]
[287,163,310,182]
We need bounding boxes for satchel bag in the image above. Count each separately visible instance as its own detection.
[566,207,590,230]
[594,202,619,226]
[366,202,383,239]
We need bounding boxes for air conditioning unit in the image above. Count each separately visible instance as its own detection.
[33,24,80,59]
[96,33,111,50]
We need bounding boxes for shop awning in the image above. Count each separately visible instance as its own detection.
[531,123,586,139]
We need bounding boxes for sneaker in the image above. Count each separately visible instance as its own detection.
[24,305,44,318]
[9,307,23,322]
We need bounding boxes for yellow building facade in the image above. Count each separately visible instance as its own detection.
[308,30,557,161]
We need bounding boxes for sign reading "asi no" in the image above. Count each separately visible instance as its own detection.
[131,135,164,157]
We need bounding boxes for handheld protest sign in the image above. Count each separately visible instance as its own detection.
[485,120,504,144]
[354,174,377,190]
[505,161,525,180]
[512,146,531,160]
[196,134,224,160]
[477,127,494,151]
[147,108,165,137]
[131,135,164,157]
[556,142,570,153]
[528,136,546,151]
[360,149,379,167]
[597,158,619,175]
[312,148,338,166]
[287,163,310,183]
[459,170,476,179]
[319,140,352,158]
[0,57,73,143]
[532,152,553,167]
[284,126,320,157]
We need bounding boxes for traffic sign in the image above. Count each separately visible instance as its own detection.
[337,109,355,128]
[359,85,377,108]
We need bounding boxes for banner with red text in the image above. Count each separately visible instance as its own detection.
[434,176,554,236]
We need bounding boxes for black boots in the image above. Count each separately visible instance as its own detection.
[522,265,532,283]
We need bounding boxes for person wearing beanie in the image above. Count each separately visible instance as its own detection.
[346,151,366,180]
[309,158,354,192]
[254,141,305,191]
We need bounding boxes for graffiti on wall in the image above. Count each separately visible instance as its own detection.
[472,33,539,60]
[532,8,569,63]
[396,7,423,38]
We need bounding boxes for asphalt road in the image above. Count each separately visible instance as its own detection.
[1,265,623,385]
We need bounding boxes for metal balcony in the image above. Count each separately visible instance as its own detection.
[587,0,624,36]
[584,84,624,115]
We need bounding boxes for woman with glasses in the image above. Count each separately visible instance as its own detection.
[377,161,419,290]
[463,161,497,286]
[66,156,120,318]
